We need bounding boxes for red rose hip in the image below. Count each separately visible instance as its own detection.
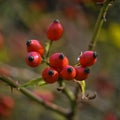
[60,65,76,80]
[25,52,42,67]
[26,39,44,56]
[49,52,69,72]
[79,51,97,67]
[47,19,63,41]
[75,66,90,81]
[42,67,59,83]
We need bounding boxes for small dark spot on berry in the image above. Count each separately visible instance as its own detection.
[67,67,73,73]
[26,40,31,46]
[84,68,90,74]
[28,56,34,62]
[48,70,54,76]
[59,53,64,59]
[93,52,98,58]
[53,19,59,23]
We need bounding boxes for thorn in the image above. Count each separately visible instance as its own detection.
[16,81,20,90]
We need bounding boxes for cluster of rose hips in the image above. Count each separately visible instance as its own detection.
[42,51,97,83]
[25,19,63,68]
[25,19,97,84]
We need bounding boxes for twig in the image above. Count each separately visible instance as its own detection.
[57,80,75,102]
[0,75,69,117]
[72,0,115,119]
[57,80,77,120]
[88,0,114,50]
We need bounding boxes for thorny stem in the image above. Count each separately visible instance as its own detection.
[0,75,69,117]
[66,83,79,120]
[62,87,75,102]
[57,79,75,102]
[88,0,114,50]
[57,81,77,120]
[72,0,115,119]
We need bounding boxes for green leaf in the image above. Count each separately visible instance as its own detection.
[79,80,86,94]
[20,77,47,87]
[45,41,53,57]
[45,41,50,54]
[75,80,86,94]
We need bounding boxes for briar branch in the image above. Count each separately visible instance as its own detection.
[0,75,69,117]
[88,0,114,50]
[73,0,115,118]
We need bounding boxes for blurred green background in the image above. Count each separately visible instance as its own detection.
[0,0,120,120]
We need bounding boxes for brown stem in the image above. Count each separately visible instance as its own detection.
[0,75,69,117]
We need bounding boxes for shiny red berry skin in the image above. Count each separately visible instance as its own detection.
[42,67,59,83]
[79,51,97,67]
[60,65,76,80]
[47,19,63,41]
[49,53,69,72]
[25,52,42,67]
[75,66,90,81]
[26,39,44,56]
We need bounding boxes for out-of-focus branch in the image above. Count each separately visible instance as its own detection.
[88,0,115,50]
[0,62,39,80]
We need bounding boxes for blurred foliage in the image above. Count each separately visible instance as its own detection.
[0,0,120,120]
